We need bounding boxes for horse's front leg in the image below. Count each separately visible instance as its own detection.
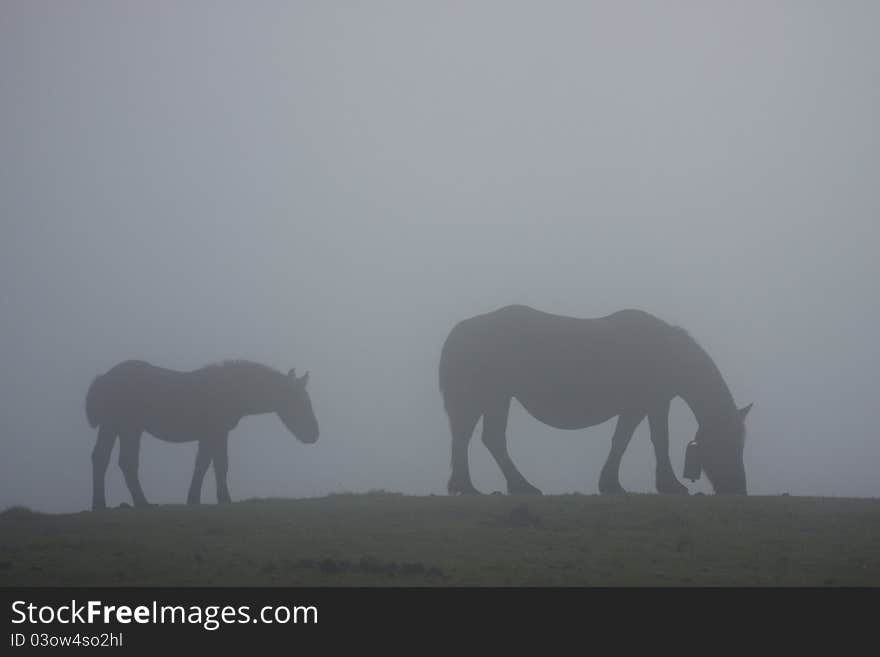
[187,439,213,505]
[482,397,541,495]
[648,402,688,495]
[599,412,645,494]
[212,434,231,504]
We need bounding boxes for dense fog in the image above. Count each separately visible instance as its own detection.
[2,2,878,512]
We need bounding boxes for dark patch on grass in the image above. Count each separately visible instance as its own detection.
[504,503,542,528]
[1,506,36,519]
[318,558,349,574]
[358,556,386,574]
[297,555,444,579]
[399,561,425,575]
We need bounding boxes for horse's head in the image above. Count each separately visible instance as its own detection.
[692,403,752,494]
[276,369,319,444]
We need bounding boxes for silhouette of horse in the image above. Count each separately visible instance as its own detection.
[85,360,319,510]
[439,305,752,496]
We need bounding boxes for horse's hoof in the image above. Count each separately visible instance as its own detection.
[598,482,627,495]
[448,485,482,495]
[508,483,543,495]
[448,477,482,495]
[657,480,689,495]
[451,488,483,496]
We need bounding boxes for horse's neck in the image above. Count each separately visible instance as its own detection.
[210,365,283,419]
[674,339,736,425]
[240,376,285,417]
[238,391,279,417]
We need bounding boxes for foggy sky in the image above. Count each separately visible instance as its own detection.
[2,1,878,512]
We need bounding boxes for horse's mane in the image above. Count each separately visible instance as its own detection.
[196,360,285,389]
[667,325,748,439]
[667,324,713,363]
[668,324,696,344]
[200,359,280,375]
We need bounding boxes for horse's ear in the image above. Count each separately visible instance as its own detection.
[288,368,296,379]
[738,403,753,421]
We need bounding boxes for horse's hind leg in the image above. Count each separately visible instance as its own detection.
[482,397,542,495]
[446,400,482,495]
[187,440,212,505]
[118,432,150,507]
[598,412,645,494]
[91,426,117,510]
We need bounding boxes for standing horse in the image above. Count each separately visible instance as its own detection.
[439,305,752,496]
[85,360,319,510]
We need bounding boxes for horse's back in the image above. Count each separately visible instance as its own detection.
[443,305,673,356]
[440,305,679,408]
[449,304,669,332]
[102,359,179,378]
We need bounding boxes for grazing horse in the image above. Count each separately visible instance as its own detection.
[439,305,753,496]
[85,360,319,510]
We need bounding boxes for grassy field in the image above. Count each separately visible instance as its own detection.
[1,492,879,586]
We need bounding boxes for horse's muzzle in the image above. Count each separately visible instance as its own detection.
[300,429,319,444]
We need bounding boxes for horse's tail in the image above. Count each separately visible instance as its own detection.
[85,375,107,429]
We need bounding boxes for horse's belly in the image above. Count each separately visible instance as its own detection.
[144,426,194,443]
[143,417,204,443]
[515,391,618,430]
